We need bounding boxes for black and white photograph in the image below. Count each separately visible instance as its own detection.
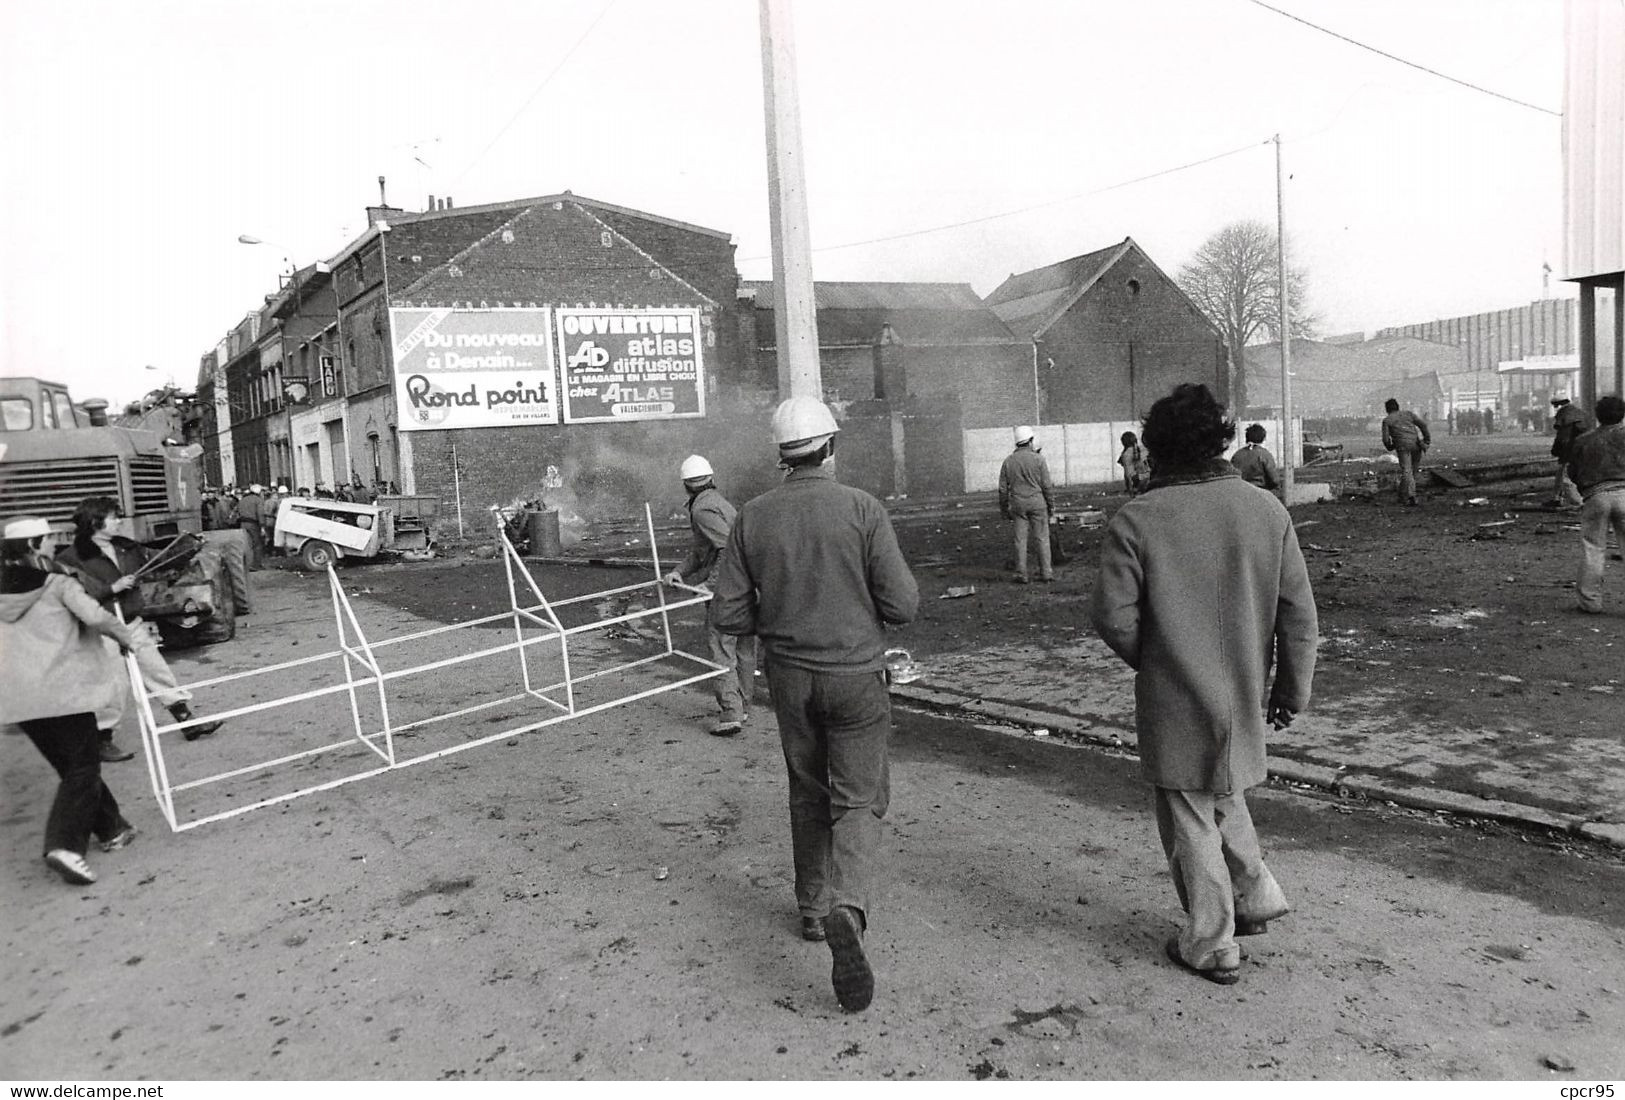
[1,0,1622,1088]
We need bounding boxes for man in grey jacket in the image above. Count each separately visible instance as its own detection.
[1091,383,1318,985]
[999,425,1055,583]
[712,397,918,1012]
[1380,398,1431,506]
[663,454,755,736]
[1569,394,1625,613]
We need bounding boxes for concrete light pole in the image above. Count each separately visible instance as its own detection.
[1275,134,1295,499]
[758,0,822,400]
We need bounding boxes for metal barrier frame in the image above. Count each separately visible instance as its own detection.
[129,504,726,832]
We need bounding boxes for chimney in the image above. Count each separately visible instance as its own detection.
[428,194,436,212]
[445,196,453,209]
[378,175,387,205]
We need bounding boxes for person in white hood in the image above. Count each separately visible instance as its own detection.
[0,517,141,886]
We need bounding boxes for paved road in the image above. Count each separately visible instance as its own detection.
[2,570,1621,1081]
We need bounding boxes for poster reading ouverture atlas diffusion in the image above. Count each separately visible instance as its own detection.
[389,307,558,431]
[556,307,706,424]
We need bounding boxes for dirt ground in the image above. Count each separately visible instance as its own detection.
[4,427,1624,1082]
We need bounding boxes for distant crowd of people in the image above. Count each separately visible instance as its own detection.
[199,480,402,569]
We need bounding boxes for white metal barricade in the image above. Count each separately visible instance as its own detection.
[127,504,727,831]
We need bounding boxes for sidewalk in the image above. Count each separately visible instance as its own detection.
[891,635,1625,849]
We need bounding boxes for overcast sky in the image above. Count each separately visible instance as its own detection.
[0,0,1568,406]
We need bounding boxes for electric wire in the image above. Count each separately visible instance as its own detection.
[451,0,619,188]
[739,138,1271,263]
[1242,0,1561,117]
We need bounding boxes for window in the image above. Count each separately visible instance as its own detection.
[51,391,77,428]
[0,397,33,431]
[40,393,58,428]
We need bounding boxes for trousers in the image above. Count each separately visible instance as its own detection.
[1153,785,1290,971]
[705,603,757,722]
[766,662,893,923]
[1556,462,1584,507]
[1395,446,1422,503]
[21,712,131,856]
[97,618,192,730]
[1578,487,1625,612]
[239,520,264,570]
[1010,501,1052,580]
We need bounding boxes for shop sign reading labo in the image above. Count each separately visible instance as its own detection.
[390,307,559,431]
[556,307,705,423]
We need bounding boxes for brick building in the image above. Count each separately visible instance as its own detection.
[742,280,1033,498]
[986,237,1229,422]
[316,192,776,533]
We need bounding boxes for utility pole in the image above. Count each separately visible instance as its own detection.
[758,0,822,399]
[1275,134,1295,499]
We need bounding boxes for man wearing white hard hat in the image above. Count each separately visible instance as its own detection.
[999,425,1055,583]
[713,396,918,1013]
[663,454,756,736]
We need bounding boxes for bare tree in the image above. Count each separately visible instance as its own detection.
[1177,220,1316,414]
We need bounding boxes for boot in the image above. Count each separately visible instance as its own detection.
[171,702,224,741]
[98,730,135,763]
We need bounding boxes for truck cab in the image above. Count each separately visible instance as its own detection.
[0,377,84,433]
[0,376,236,646]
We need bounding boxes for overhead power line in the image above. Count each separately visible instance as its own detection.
[740,139,1270,262]
[452,0,619,187]
[1243,0,1561,117]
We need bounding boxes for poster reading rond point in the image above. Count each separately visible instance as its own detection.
[556,307,706,424]
[390,307,559,431]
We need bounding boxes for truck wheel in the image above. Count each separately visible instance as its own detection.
[301,539,337,572]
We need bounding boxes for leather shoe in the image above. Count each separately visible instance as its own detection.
[826,905,874,1011]
[1234,918,1269,936]
[99,738,135,763]
[171,703,224,741]
[800,916,826,942]
[1164,937,1239,985]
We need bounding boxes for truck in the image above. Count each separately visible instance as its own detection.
[0,376,239,646]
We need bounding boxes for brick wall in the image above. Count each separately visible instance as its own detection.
[407,385,782,540]
[1037,249,1228,423]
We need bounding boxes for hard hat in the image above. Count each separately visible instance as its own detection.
[771,396,839,458]
[1013,425,1035,445]
[250,483,265,493]
[1551,392,1570,405]
[277,484,290,493]
[679,454,713,481]
[2,516,51,540]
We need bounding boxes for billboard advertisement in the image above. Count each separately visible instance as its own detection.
[390,307,559,431]
[556,308,705,423]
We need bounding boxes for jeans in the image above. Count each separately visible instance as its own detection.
[1010,501,1052,579]
[1556,462,1584,506]
[1578,487,1625,612]
[239,521,264,570]
[1395,446,1422,502]
[766,662,893,923]
[705,604,757,723]
[1154,785,1289,971]
[20,712,131,856]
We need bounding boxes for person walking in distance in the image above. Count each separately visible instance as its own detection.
[712,397,919,1012]
[663,454,756,736]
[0,517,143,886]
[999,425,1055,583]
[1551,393,1593,509]
[1090,383,1317,985]
[237,484,266,569]
[1229,423,1281,492]
[1380,397,1431,505]
[1569,394,1625,614]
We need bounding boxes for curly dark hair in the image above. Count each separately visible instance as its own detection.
[1244,423,1267,444]
[1140,383,1235,472]
[71,496,120,557]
